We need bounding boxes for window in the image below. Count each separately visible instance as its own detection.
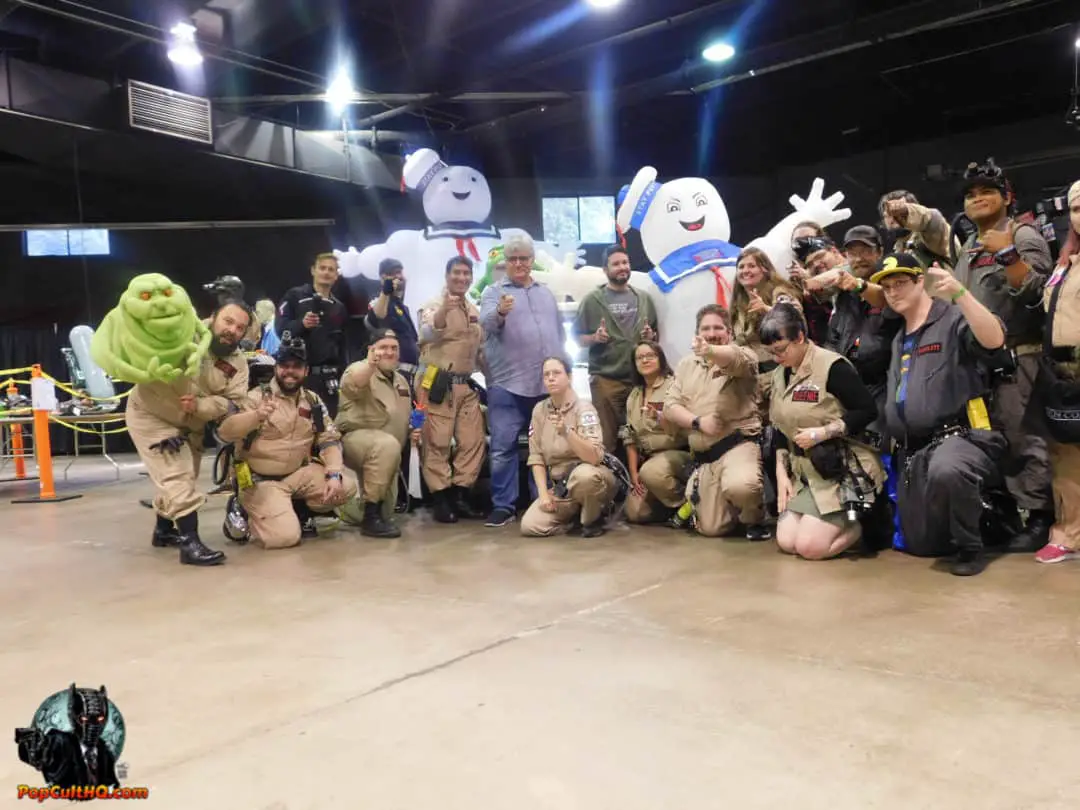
[24,228,111,257]
[542,196,616,245]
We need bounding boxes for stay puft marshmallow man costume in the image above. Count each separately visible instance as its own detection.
[338,148,580,319]
[538,170,852,365]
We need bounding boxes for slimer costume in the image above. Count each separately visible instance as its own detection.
[104,273,249,566]
[90,274,211,385]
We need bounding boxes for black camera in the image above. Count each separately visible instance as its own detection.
[793,236,833,264]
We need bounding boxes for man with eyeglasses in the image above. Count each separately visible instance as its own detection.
[873,253,1008,576]
[479,233,568,527]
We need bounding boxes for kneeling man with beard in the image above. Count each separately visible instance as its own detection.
[663,304,768,539]
[128,299,252,566]
[217,338,357,549]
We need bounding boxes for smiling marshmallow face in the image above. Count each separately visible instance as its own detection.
[421,165,494,227]
[639,177,731,263]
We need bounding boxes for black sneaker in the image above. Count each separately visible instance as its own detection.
[484,508,516,528]
[745,524,771,541]
[950,547,986,576]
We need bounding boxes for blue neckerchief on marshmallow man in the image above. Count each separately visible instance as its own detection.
[649,242,740,293]
[617,177,740,294]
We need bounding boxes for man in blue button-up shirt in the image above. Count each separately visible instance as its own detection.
[479,233,568,527]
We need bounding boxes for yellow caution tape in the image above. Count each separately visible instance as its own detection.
[48,416,130,435]
[0,367,32,376]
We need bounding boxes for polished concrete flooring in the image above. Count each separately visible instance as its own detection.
[2,453,1080,809]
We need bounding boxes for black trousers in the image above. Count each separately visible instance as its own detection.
[897,430,1006,556]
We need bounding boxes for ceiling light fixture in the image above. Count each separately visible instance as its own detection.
[324,69,355,111]
[586,0,622,10]
[702,42,736,63]
[166,22,202,67]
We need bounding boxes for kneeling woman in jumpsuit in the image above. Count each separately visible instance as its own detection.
[521,357,617,538]
[622,340,690,523]
[760,304,885,559]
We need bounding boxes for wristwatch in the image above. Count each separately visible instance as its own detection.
[856,278,868,293]
[325,472,343,481]
[691,417,701,432]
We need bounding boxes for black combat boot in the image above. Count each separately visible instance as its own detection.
[175,513,226,566]
[431,490,458,524]
[360,502,402,538]
[151,514,179,548]
[452,486,484,519]
[1008,510,1053,553]
[293,499,318,539]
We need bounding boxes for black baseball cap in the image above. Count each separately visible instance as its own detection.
[842,225,882,249]
[869,253,923,285]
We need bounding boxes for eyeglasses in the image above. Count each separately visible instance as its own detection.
[880,277,915,294]
[635,352,659,362]
[506,255,532,264]
[765,342,793,357]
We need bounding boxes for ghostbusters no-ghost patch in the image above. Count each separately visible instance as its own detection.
[579,410,599,428]
[791,383,820,404]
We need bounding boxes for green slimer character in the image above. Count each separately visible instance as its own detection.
[90,273,211,385]
[469,244,545,302]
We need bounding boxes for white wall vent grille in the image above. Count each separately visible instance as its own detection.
[127,80,212,144]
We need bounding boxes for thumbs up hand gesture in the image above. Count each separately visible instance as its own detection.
[927,263,964,301]
[594,318,610,344]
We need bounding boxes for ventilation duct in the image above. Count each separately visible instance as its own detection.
[127,80,213,144]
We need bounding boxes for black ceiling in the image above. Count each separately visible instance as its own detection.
[1,0,1078,177]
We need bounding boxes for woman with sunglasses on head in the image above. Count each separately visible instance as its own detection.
[1034,180,1080,563]
[761,303,885,560]
[621,341,691,525]
[520,356,617,539]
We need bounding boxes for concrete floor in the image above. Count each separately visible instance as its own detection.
[2,454,1080,810]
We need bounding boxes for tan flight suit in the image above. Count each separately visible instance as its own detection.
[520,395,616,536]
[1044,258,1080,549]
[335,360,411,522]
[769,344,884,526]
[665,345,764,537]
[218,381,357,549]
[417,292,486,491]
[126,349,249,520]
[622,376,690,523]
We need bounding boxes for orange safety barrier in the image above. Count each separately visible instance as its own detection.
[11,365,82,504]
[5,380,28,480]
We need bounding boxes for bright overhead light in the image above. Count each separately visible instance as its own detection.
[324,69,355,110]
[167,21,202,67]
[702,42,736,63]
[586,0,622,9]
[1075,37,1080,50]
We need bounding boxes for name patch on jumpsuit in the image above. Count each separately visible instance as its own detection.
[791,384,820,404]
[214,359,237,378]
[916,343,942,357]
[298,405,312,419]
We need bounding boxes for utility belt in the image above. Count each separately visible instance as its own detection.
[691,430,752,467]
[419,364,471,405]
[790,429,882,457]
[899,396,993,457]
[234,459,310,490]
[686,430,752,507]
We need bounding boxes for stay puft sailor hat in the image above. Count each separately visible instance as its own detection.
[402,148,448,194]
[616,166,662,234]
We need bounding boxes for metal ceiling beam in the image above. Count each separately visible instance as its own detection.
[4,0,352,94]
[463,0,1046,137]
[213,91,575,105]
[350,0,744,129]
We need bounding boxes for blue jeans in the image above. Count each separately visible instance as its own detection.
[488,386,546,512]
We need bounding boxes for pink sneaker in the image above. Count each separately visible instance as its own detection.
[1035,544,1077,564]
